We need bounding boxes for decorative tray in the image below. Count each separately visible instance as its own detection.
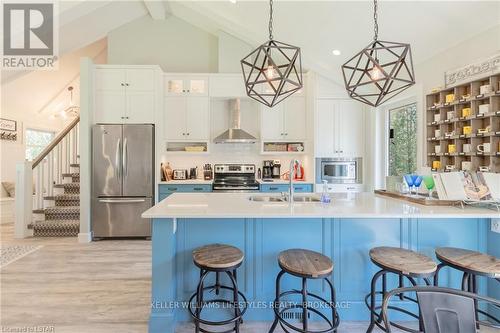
[374,190,460,206]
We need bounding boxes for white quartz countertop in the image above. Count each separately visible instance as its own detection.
[142,192,500,219]
[158,180,213,185]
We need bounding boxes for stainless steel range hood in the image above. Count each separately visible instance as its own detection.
[214,99,257,144]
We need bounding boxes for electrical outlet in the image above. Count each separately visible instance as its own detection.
[491,219,500,234]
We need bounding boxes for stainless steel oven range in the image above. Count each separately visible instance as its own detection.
[315,158,362,184]
[212,164,259,192]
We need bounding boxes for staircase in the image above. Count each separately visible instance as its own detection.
[15,116,80,238]
[32,164,80,237]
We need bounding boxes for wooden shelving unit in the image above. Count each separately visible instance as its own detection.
[426,74,500,173]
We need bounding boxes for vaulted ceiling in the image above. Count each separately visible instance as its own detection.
[2,0,499,85]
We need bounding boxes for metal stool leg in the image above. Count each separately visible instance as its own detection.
[302,277,308,332]
[225,271,240,333]
[268,270,286,333]
[366,269,385,333]
[434,263,446,286]
[325,277,338,333]
[195,270,210,333]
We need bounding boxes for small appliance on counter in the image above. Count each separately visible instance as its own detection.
[173,169,188,180]
[203,164,213,180]
[272,160,281,179]
[315,157,363,193]
[189,167,198,179]
[161,162,173,181]
[263,160,273,180]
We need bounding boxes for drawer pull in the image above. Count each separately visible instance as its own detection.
[269,187,279,190]
[193,187,203,191]
[167,187,178,191]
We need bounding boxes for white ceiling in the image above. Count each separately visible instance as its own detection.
[2,1,499,85]
[173,1,500,81]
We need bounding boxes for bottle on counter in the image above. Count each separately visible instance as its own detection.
[257,168,262,179]
[320,180,331,204]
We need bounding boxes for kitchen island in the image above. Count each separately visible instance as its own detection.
[142,192,500,333]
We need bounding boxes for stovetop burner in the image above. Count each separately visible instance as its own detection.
[213,164,258,192]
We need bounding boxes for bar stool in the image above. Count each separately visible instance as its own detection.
[269,249,340,333]
[434,247,500,325]
[366,246,437,333]
[188,244,248,333]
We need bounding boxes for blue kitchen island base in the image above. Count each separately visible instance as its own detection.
[149,217,497,333]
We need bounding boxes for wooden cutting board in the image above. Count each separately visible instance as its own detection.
[374,190,461,206]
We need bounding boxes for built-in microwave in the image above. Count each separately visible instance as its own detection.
[315,158,362,184]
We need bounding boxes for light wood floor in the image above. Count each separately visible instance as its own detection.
[4,219,488,333]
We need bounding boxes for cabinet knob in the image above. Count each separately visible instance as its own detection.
[126,83,129,86]
[121,83,125,86]
[186,133,190,136]
[182,90,186,93]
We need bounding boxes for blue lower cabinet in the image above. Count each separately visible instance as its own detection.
[158,184,212,202]
[260,183,313,193]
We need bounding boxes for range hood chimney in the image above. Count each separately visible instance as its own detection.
[213,99,257,144]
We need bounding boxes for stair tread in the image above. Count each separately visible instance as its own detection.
[33,206,79,213]
[44,194,79,200]
[62,172,80,177]
[54,183,80,188]
[33,219,79,224]
[70,163,79,167]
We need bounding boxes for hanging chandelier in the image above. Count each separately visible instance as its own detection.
[240,0,303,107]
[341,0,415,107]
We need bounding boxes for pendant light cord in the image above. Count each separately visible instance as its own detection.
[269,0,274,40]
[373,0,379,41]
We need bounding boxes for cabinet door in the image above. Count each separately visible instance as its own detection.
[95,68,126,91]
[315,99,336,157]
[283,96,306,140]
[164,76,186,95]
[94,91,126,123]
[338,100,364,156]
[187,77,208,96]
[126,69,155,91]
[186,97,209,140]
[261,104,284,140]
[164,97,187,140]
[126,91,155,123]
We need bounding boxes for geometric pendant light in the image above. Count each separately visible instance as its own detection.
[241,0,303,108]
[341,0,415,107]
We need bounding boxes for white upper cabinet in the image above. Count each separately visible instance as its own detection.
[164,75,208,96]
[93,66,160,124]
[163,96,209,141]
[261,96,306,141]
[315,99,365,157]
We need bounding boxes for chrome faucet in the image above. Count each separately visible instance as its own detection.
[288,159,299,203]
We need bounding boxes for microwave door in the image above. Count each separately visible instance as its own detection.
[122,125,154,197]
[92,125,123,197]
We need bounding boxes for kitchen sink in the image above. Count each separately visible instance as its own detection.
[248,195,321,203]
[248,196,286,202]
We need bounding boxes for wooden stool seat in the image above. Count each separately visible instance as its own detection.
[278,249,333,278]
[192,244,244,270]
[436,247,500,278]
[370,246,437,276]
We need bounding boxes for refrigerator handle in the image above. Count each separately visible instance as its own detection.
[123,138,128,177]
[115,138,121,178]
[98,198,146,203]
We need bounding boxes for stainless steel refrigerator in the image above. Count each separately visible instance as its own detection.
[92,124,154,238]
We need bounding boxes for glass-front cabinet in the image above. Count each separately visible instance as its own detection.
[164,75,208,96]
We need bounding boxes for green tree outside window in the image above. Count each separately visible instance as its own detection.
[388,103,417,176]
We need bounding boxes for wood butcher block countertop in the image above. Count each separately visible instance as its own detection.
[142,192,500,219]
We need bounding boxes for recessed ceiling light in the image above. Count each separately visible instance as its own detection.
[229,0,237,3]
[332,50,341,56]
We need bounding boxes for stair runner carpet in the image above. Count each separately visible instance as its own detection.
[32,168,80,237]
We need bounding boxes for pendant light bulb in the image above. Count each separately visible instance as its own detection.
[368,63,384,81]
[265,63,277,81]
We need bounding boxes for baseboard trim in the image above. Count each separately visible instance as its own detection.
[78,232,93,243]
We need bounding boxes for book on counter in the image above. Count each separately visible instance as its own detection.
[433,171,497,201]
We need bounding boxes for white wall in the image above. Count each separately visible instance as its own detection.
[107,15,218,73]
[217,31,252,73]
[0,39,107,197]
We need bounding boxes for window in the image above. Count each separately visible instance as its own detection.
[25,129,55,161]
[388,103,417,176]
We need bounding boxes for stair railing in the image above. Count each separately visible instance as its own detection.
[15,116,80,238]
